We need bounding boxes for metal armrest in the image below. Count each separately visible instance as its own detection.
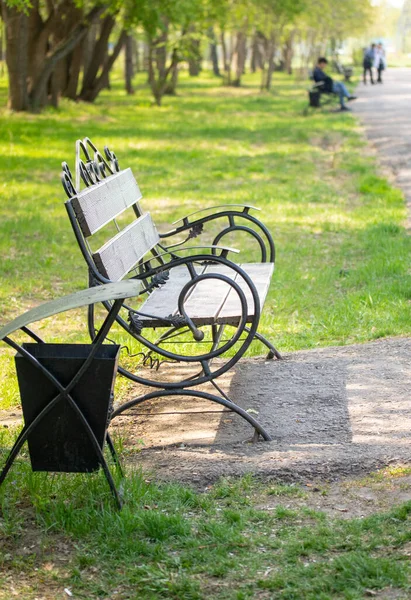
[133,245,240,275]
[0,281,141,341]
[171,204,260,226]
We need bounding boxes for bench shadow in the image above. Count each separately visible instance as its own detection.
[120,339,411,472]
[115,353,353,449]
[123,339,411,483]
[214,355,353,447]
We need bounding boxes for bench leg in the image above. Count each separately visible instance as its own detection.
[244,326,282,360]
[110,389,272,442]
[106,432,124,478]
[209,378,267,442]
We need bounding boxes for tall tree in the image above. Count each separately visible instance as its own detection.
[0,0,108,111]
[296,0,373,75]
[124,33,135,94]
[129,0,217,105]
[256,0,304,91]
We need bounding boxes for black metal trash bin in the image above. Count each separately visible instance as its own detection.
[309,90,320,107]
[15,343,120,473]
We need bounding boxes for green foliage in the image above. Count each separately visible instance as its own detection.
[299,0,373,42]
[126,0,219,38]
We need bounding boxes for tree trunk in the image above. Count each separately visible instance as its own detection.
[125,34,134,94]
[266,37,276,91]
[251,31,265,73]
[188,28,201,76]
[64,40,83,99]
[79,14,115,100]
[188,53,201,76]
[26,1,51,109]
[164,62,178,94]
[147,34,179,106]
[142,39,149,72]
[250,32,258,73]
[134,37,140,72]
[79,29,126,103]
[208,27,220,76]
[30,5,107,111]
[221,30,230,84]
[1,0,107,112]
[1,3,29,110]
[283,31,294,75]
[50,2,84,105]
[0,19,4,61]
[231,31,247,87]
[260,31,276,91]
[209,41,220,76]
[82,23,98,79]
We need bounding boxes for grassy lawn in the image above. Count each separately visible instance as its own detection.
[0,69,411,598]
[1,447,411,599]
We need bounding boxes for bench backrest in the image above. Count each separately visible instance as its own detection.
[62,139,160,283]
[71,168,143,237]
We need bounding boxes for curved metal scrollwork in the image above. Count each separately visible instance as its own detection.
[104,146,120,173]
[90,255,261,391]
[212,223,268,262]
[61,162,77,199]
[60,137,120,199]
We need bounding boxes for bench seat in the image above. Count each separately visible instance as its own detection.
[139,262,274,327]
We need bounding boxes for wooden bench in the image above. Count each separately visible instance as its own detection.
[333,61,353,82]
[305,77,338,114]
[61,138,281,441]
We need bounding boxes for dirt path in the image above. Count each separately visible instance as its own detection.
[108,337,411,486]
[353,67,411,228]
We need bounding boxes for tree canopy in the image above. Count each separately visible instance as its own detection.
[0,0,373,111]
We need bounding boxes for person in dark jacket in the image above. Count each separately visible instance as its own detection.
[313,57,357,111]
[363,44,376,84]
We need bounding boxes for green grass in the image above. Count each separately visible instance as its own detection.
[1,434,411,599]
[0,68,411,598]
[0,68,410,409]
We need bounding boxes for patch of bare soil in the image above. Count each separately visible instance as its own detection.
[2,337,411,496]
[253,470,411,520]
[0,529,74,600]
[108,337,411,488]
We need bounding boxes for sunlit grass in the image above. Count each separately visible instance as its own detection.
[1,453,411,599]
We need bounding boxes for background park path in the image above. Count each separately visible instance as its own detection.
[353,67,411,229]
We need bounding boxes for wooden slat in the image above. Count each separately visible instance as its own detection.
[137,263,274,329]
[0,281,141,341]
[92,213,160,281]
[70,168,142,237]
[182,265,239,325]
[139,265,205,326]
[216,263,274,325]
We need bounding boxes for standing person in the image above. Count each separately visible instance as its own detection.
[374,43,386,83]
[313,57,357,111]
[363,44,376,84]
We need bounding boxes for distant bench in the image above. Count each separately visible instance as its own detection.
[333,61,353,82]
[306,79,338,112]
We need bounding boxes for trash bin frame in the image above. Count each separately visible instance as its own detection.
[0,281,141,509]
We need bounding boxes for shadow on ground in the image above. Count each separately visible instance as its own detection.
[109,337,411,486]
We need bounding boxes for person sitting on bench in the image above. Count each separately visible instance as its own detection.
[313,57,357,111]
